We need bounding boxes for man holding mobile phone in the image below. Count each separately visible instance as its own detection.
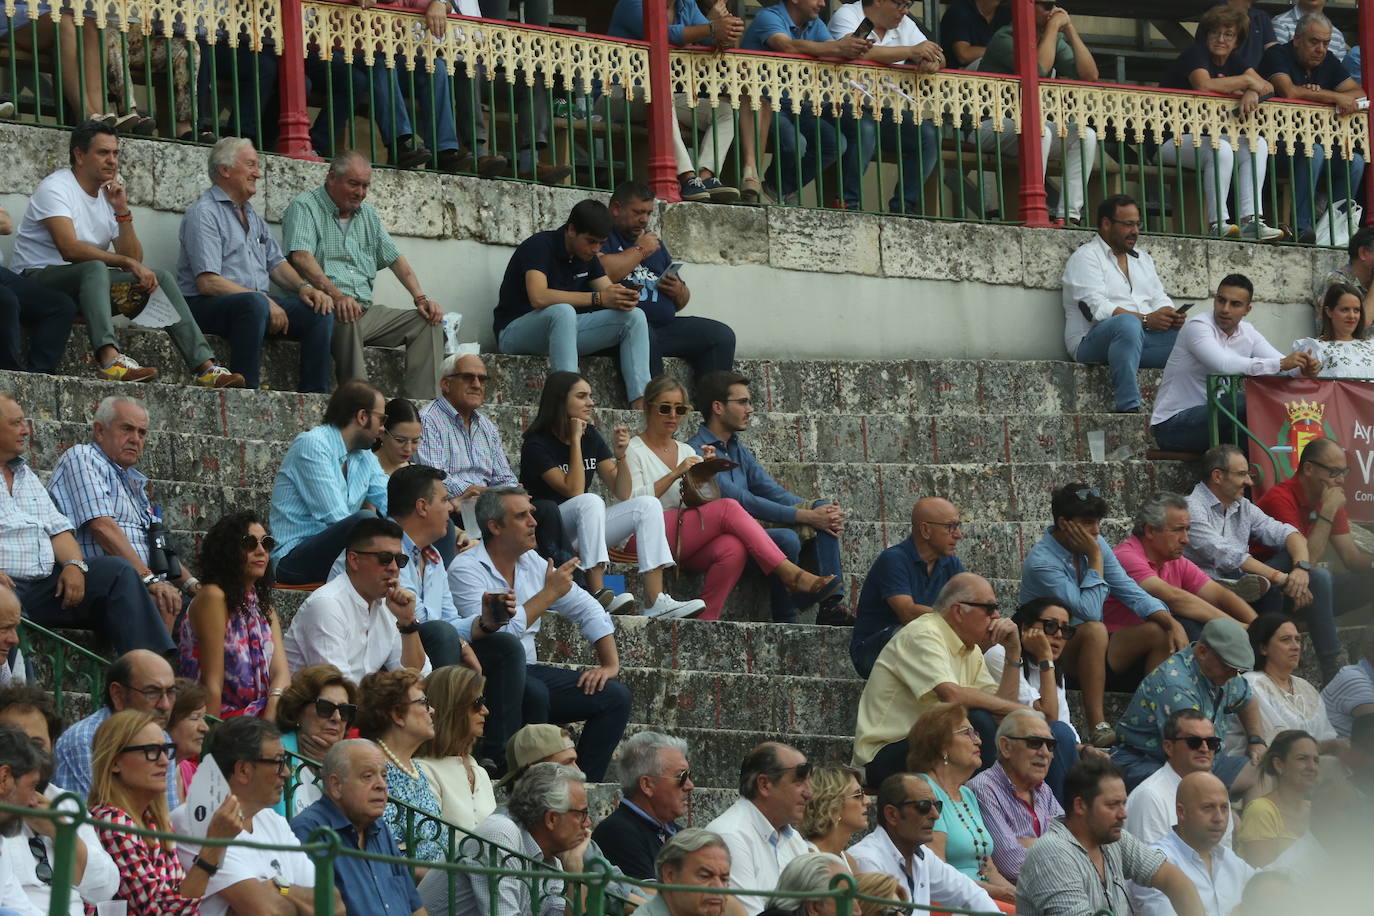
[599,182,737,382]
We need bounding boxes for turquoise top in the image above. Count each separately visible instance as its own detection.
[918,773,995,881]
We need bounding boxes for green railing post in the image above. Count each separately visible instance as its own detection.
[306,826,341,915]
[45,793,83,916]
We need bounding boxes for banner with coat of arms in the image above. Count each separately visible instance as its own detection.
[1244,377,1374,521]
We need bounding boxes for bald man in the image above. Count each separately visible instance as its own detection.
[0,585,20,683]
[851,498,966,677]
[1129,772,1254,916]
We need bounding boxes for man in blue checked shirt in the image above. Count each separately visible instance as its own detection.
[1019,483,1169,752]
[270,380,389,584]
[688,371,846,626]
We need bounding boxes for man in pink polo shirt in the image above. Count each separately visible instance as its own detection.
[1103,492,1256,685]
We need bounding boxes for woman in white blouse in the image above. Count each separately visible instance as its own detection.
[415,665,495,832]
[1224,613,1344,757]
[1295,284,1374,378]
[621,376,837,620]
[984,599,1082,745]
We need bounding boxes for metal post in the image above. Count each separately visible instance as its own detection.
[643,0,681,201]
[46,794,82,916]
[1012,0,1051,227]
[277,0,317,158]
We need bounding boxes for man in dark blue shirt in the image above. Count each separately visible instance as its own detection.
[940,0,1010,68]
[290,739,425,916]
[598,182,735,383]
[850,497,966,677]
[1259,13,1367,239]
[687,370,847,625]
[494,199,651,407]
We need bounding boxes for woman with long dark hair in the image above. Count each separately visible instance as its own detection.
[179,511,290,719]
[521,370,705,619]
[374,397,424,475]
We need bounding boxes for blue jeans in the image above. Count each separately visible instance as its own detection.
[1290,145,1366,232]
[16,558,173,656]
[1151,395,1246,452]
[307,50,413,153]
[524,662,631,782]
[1257,549,1364,661]
[764,507,844,624]
[839,109,938,212]
[188,292,335,392]
[469,631,528,770]
[197,40,280,147]
[851,624,898,679]
[498,304,651,403]
[768,110,843,199]
[276,510,379,585]
[1074,315,1179,411]
[0,266,77,373]
[392,53,460,154]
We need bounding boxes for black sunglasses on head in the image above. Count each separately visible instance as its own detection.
[313,698,358,723]
[1177,735,1223,752]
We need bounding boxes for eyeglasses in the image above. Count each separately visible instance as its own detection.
[1308,459,1349,478]
[1108,219,1143,230]
[1005,735,1058,752]
[895,798,943,816]
[121,742,177,762]
[1209,29,1238,40]
[388,432,422,447]
[774,762,812,782]
[313,698,358,723]
[724,397,753,407]
[350,549,409,568]
[471,695,488,711]
[960,601,1001,616]
[651,402,692,416]
[923,520,963,532]
[887,0,913,8]
[446,372,488,385]
[1073,487,1104,501]
[562,807,592,823]
[408,695,433,710]
[241,534,277,552]
[28,837,51,885]
[122,684,179,703]
[251,756,292,774]
[658,768,692,788]
[952,726,978,740]
[1035,619,1078,639]
[1176,735,1223,753]
[847,789,867,800]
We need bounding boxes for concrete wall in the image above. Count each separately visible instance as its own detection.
[0,123,1344,362]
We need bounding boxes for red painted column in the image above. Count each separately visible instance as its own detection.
[1013,0,1050,227]
[1359,0,1373,225]
[276,0,318,159]
[643,0,681,201]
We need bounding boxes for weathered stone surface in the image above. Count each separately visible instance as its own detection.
[1019,226,1090,291]
[262,154,327,223]
[767,207,882,275]
[1144,234,1211,301]
[0,123,67,194]
[1204,238,1308,305]
[531,184,595,235]
[444,174,536,246]
[660,201,768,266]
[880,218,1022,285]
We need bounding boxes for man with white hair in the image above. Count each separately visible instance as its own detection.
[48,395,197,628]
[592,731,695,879]
[758,852,854,916]
[177,137,336,392]
[967,709,1065,884]
[640,829,733,916]
[423,761,591,915]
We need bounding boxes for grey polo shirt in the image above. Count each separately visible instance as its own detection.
[176,184,285,298]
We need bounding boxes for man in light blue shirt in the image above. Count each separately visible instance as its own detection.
[446,485,629,783]
[1129,772,1254,916]
[270,380,388,584]
[1020,483,1167,750]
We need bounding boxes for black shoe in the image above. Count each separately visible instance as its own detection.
[394,135,432,169]
[815,596,853,627]
[437,148,475,173]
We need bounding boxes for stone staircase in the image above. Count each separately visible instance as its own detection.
[9,326,1368,827]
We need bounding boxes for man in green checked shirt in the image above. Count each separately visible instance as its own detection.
[283,150,445,399]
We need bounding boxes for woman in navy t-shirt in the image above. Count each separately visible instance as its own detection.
[520,371,706,620]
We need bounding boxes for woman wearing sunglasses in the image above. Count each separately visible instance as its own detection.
[167,679,209,802]
[89,710,241,915]
[1224,614,1343,758]
[984,599,1081,745]
[520,371,706,620]
[799,764,869,873]
[179,512,289,720]
[416,665,495,831]
[1236,729,1320,867]
[906,703,1016,910]
[357,668,445,865]
[273,664,359,817]
[621,376,838,620]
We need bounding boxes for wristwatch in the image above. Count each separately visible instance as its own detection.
[1294,561,1313,572]
[272,876,292,896]
[477,618,499,635]
[396,620,421,635]
[63,559,89,574]
[1038,659,1055,672]
[1247,734,1268,746]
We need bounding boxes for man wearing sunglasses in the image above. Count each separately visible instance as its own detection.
[52,649,182,809]
[1125,709,1236,848]
[592,731,695,880]
[849,774,998,914]
[169,717,335,916]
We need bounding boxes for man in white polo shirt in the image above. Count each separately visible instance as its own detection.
[1125,709,1235,847]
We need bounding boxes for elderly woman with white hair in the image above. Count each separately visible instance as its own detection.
[965,708,1065,885]
[758,852,859,916]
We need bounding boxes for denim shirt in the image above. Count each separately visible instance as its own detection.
[686,427,804,525]
[1019,527,1165,624]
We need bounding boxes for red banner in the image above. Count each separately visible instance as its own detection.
[1244,377,1374,521]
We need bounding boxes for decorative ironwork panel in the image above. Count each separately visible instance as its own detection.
[33,0,283,51]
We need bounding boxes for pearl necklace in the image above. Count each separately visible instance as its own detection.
[378,740,420,779]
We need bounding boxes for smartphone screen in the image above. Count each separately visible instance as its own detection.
[854,17,874,40]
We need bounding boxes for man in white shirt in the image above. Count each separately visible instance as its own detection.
[10,121,243,388]
[702,742,815,916]
[1061,194,1185,413]
[170,717,333,916]
[0,725,45,916]
[827,0,944,214]
[1129,772,1254,916]
[1151,274,1319,452]
[446,485,630,783]
[848,773,998,914]
[282,517,430,683]
[1125,710,1235,847]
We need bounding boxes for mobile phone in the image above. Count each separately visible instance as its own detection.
[1176,303,1193,315]
[483,591,512,625]
[624,281,643,292]
[661,260,684,280]
[853,17,874,40]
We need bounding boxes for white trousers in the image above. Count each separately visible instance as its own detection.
[1158,133,1269,224]
[977,118,1097,220]
[558,493,675,572]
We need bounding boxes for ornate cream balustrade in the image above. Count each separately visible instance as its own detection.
[7,0,285,50]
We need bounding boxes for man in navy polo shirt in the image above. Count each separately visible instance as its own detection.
[495,199,651,406]
[599,181,735,384]
[1260,13,1367,241]
[741,0,872,204]
[851,497,966,677]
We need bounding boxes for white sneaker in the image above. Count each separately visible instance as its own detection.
[643,593,706,620]
[605,592,637,615]
[1240,217,1285,242]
